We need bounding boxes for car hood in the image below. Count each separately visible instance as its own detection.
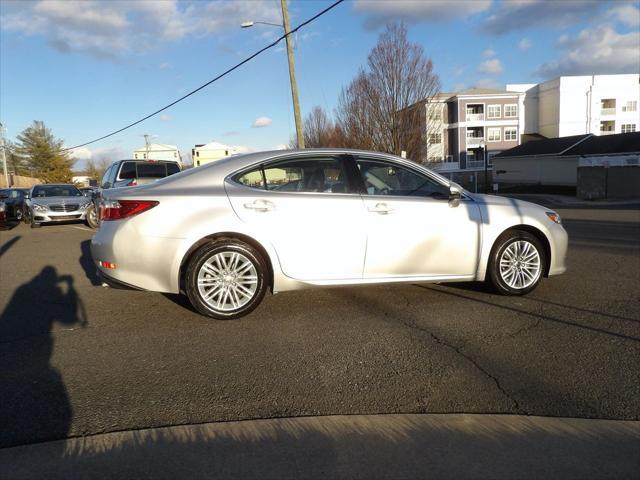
[31,196,90,205]
[467,193,549,211]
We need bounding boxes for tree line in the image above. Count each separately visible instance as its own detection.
[293,23,440,163]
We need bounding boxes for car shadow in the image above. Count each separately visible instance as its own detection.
[0,266,87,448]
[79,240,102,286]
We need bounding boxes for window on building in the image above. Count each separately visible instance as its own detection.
[622,101,637,112]
[428,106,442,121]
[504,127,518,141]
[428,133,442,144]
[487,127,501,142]
[487,105,501,119]
[621,124,636,133]
[504,104,517,118]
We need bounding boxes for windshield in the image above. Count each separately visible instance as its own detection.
[32,185,83,198]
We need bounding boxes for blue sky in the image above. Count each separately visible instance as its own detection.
[1,0,638,169]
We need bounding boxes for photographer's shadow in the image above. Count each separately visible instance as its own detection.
[0,266,87,448]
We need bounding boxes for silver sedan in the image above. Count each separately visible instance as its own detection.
[27,184,93,228]
[91,149,568,319]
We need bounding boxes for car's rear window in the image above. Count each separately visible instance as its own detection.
[119,162,137,180]
[166,163,180,175]
[137,163,167,178]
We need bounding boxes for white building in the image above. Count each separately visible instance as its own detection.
[133,143,182,163]
[192,141,237,167]
[508,74,639,138]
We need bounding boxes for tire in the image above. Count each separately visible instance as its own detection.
[14,208,23,222]
[30,212,41,229]
[488,230,545,296]
[86,204,99,229]
[185,239,268,320]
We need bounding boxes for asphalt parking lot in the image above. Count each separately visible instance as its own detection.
[1,204,639,450]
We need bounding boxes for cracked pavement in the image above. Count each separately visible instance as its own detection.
[1,206,639,448]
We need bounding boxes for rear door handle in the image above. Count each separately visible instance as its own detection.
[368,203,393,214]
[243,199,274,212]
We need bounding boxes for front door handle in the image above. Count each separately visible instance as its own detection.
[243,199,274,212]
[368,203,393,214]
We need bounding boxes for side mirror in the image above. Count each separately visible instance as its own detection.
[102,182,111,189]
[449,183,462,207]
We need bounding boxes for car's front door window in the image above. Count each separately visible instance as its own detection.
[356,159,449,199]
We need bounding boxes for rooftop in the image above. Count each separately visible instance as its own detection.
[494,132,640,159]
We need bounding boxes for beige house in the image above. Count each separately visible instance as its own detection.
[192,141,237,167]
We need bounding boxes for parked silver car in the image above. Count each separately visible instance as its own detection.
[27,184,92,228]
[91,149,568,320]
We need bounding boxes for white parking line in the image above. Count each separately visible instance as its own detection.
[67,225,95,233]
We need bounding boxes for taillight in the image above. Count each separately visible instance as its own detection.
[100,199,158,221]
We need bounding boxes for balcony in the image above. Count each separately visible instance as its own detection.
[599,130,616,135]
[467,159,486,168]
[466,113,485,122]
[466,136,484,147]
[601,108,616,116]
[433,161,460,171]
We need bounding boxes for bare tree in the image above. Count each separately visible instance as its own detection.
[289,106,346,148]
[336,23,440,161]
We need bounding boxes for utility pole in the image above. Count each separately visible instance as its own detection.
[144,134,151,159]
[280,0,305,149]
[0,122,8,187]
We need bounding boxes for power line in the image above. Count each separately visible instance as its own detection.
[64,0,345,152]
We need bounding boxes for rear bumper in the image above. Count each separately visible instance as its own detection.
[97,269,144,290]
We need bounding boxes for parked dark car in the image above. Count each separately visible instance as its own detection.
[0,188,29,221]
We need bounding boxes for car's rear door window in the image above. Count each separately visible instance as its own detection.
[233,169,264,189]
[262,157,350,193]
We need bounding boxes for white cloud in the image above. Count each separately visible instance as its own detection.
[273,144,289,150]
[69,146,92,160]
[252,116,273,128]
[159,114,173,122]
[481,0,606,35]
[478,58,503,74]
[1,0,280,60]
[353,0,491,29]
[483,48,496,58]
[538,25,640,78]
[451,66,465,77]
[159,63,171,70]
[518,38,532,50]
[608,3,640,28]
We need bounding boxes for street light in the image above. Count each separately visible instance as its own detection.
[242,0,305,149]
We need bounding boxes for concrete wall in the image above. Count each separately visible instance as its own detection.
[577,167,640,200]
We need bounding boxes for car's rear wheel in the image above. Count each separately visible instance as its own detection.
[488,230,545,295]
[185,240,268,320]
[14,208,23,221]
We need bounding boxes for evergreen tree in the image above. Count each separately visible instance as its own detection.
[14,121,75,183]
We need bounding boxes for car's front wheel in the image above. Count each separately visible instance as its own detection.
[185,239,268,320]
[30,211,41,229]
[488,230,545,295]
[86,204,99,229]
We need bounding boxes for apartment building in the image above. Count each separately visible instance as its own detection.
[508,74,639,138]
[423,88,524,175]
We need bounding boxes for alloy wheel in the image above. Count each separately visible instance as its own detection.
[498,240,541,290]
[197,251,258,312]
